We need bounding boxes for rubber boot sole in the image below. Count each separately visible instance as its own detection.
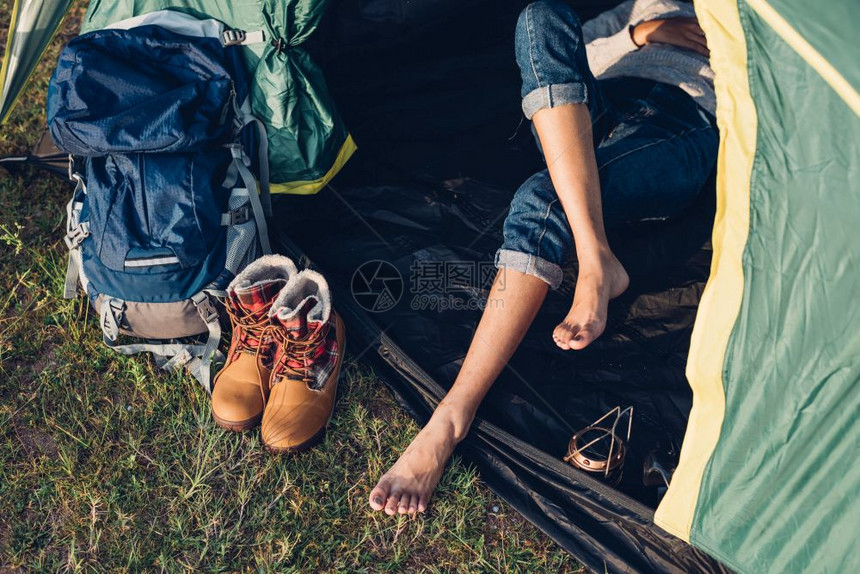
[264,423,328,454]
[212,410,263,432]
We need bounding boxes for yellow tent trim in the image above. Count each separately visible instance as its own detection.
[0,0,23,123]
[653,0,757,541]
[746,0,860,118]
[270,134,357,195]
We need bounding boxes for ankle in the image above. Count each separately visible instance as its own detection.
[578,244,616,266]
[428,404,475,444]
[580,246,626,278]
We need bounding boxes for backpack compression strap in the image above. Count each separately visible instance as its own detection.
[63,171,90,299]
[233,97,272,218]
[228,144,271,254]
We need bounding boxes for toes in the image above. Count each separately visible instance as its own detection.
[553,323,579,350]
[384,492,402,516]
[555,317,608,351]
[369,479,391,511]
[569,333,592,350]
[407,495,419,515]
[554,335,572,350]
[397,496,411,515]
[417,496,428,514]
[568,323,603,350]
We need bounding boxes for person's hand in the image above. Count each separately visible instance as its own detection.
[631,17,709,57]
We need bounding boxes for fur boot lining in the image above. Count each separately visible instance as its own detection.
[270,269,332,324]
[228,254,298,293]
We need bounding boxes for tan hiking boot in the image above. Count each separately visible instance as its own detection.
[212,255,298,431]
[262,270,345,452]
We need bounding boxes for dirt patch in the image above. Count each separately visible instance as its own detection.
[483,502,503,540]
[0,521,13,572]
[2,342,59,387]
[14,426,59,459]
[361,393,396,421]
[27,343,59,377]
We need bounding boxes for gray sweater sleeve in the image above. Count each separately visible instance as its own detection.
[581,0,641,42]
[582,0,646,75]
[580,0,715,115]
[584,0,703,78]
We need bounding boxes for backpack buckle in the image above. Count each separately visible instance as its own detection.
[221,205,252,226]
[192,293,220,324]
[64,222,90,249]
[101,297,126,342]
[221,29,246,46]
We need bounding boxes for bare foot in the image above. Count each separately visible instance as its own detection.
[553,251,629,350]
[368,417,458,515]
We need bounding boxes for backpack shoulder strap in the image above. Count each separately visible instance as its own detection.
[233,97,272,218]
[228,144,272,254]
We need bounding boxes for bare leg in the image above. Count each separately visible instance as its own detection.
[532,104,629,350]
[368,105,631,517]
[369,270,547,514]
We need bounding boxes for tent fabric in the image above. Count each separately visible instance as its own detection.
[657,1,860,572]
[653,0,754,541]
[80,0,356,195]
[0,0,74,123]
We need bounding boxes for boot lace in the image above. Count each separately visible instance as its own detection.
[226,303,272,357]
[264,324,328,387]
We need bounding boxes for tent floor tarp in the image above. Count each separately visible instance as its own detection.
[270,1,730,571]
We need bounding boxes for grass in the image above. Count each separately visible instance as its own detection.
[0,3,580,572]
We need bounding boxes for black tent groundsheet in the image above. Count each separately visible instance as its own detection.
[271,1,730,572]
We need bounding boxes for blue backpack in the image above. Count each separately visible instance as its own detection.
[47,11,272,391]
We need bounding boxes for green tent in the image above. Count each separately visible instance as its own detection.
[655,0,860,571]
[0,0,74,123]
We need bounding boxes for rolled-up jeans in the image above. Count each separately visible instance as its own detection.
[496,0,718,289]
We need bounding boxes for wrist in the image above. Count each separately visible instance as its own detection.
[630,24,644,47]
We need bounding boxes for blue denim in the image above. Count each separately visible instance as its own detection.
[497,0,718,289]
